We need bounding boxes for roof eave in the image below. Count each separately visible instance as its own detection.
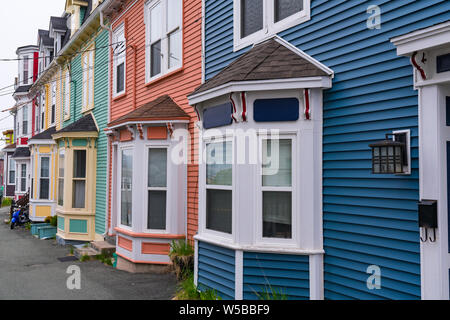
[108,118,190,130]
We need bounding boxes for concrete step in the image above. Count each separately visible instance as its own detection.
[90,241,116,257]
[74,247,99,260]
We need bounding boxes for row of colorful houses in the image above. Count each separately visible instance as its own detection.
[2,0,450,300]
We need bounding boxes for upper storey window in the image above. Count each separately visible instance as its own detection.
[145,0,183,82]
[82,45,95,112]
[234,0,310,51]
[23,56,29,85]
[112,24,126,97]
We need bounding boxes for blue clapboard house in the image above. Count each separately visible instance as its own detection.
[188,0,450,300]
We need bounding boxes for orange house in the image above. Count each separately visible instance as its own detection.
[102,0,201,271]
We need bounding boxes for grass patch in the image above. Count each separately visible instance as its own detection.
[175,274,222,301]
[1,198,12,208]
[95,253,113,266]
[80,255,90,262]
[169,240,194,281]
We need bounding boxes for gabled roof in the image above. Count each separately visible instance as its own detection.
[108,95,190,128]
[50,16,69,32]
[12,147,30,159]
[190,37,333,97]
[29,126,57,141]
[55,113,98,135]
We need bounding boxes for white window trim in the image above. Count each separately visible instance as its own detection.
[113,23,126,97]
[8,156,15,185]
[57,148,65,207]
[118,145,134,230]
[72,148,88,210]
[255,133,298,247]
[82,44,95,112]
[51,82,56,126]
[144,0,183,83]
[38,155,51,200]
[233,0,311,51]
[64,71,71,120]
[144,144,171,234]
[200,135,235,243]
[20,163,27,193]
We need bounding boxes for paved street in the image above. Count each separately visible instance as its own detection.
[0,207,177,300]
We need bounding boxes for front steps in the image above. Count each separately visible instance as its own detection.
[74,241,116,260]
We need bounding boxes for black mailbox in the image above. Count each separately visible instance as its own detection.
[418,200,438,228]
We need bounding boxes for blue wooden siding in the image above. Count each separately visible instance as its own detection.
[243,253,309,300]
[204,0,450,300]
[197,241,235,300]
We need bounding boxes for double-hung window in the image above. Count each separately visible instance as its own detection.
[64,72,70,119]
[261,138,293,239]
[58,150,65,206]
[41,90,45,130]
[39,157,50,200]
[20,164,27,193]
[82,47,95,111]
[23,56,29,85]
[146,0,182,81]
[72,150,86,209]
[113,24,126,96]
[147,148,168,231]
[22,105,28,135]
[120,149,133,227]
[51,82,56,125]
[234,0,310,50]
[8,157,15,185]
[205,140,233,235]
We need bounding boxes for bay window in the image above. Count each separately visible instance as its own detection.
[58,150,65,206]
[234,0,310,50]
[39,157,50,200]
[72,150,86,209]
[205,141,233,234]
[146,0,182,81]
[113,24,126,96]
[147,148,168,230]
[261,138,293,239]
[121,149,133,227]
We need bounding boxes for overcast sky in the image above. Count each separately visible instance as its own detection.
[0,1,65,148]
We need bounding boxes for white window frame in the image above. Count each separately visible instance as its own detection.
[144,0,183,83]
[200,134,235,242]
[255,133,298,247]
[41,89,46,130]
[233,0,311,51]
[51,82,56,126]
[20,163,27,193]
[22,105,28,136]
[113,23,126,97]
[64,71,71,120]
[23,55,29,85]
[82,44,95,112]
[72,148,88,210]
[38,155,51,200]
[8,156,15,185]
[145,144,170,233]
[58,148,65,207]
[118,145,134,230]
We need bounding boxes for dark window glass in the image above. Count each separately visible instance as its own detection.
[241,0,264,38]
[116,63,125,93]
[51,105,55,124]
[21,164,26,192]
[263,191,292,239]
[437,53,450,73]
[148,191,167,230]
[203,103,233,129]
[40,179,50,199]
[275,0,303,22]
[254,98,299,122]
[73,150,86,178]
[206,189,232,234]
[151,40,162,77]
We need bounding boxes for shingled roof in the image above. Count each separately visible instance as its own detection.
[12,147,30,158]
[55,113,98,134]
[190,38,331,96]
[108,95,190,128]
[29,126,57,141]
[14,85,32,94]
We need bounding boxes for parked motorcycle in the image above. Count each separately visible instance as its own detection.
[10,204,30,230]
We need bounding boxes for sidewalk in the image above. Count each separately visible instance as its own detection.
[0,207,177,300]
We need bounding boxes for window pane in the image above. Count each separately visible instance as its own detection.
[168,29,181,69]
[148,149,167,188]
[262,139,292,187]
[167,0,182,31]
[73,150,86,178]
[121,149,133,227]
[116,63,125,93]
[40,179,49,200]
[148,190,167,230]
[150,3,162,41]
[41,157,50,178]
[72,180,86,208]
[275,0,303,22]
[151,40,162,77]
[206,189,232,234]
[59,151,65,206]
[263,191,292,239]
[241,0,264,38]
[206,142,232,186]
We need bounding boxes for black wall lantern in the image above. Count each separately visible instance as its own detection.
[369,133,408,174]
